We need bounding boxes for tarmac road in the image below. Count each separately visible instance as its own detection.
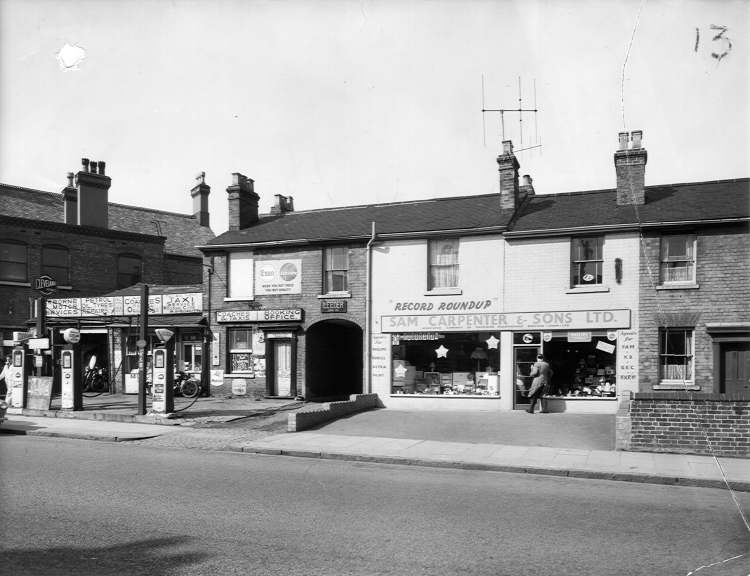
[1,435,748,576]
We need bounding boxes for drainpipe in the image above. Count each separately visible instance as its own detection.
[365,221,376,394]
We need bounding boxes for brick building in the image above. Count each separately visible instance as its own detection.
[0,159,215,390]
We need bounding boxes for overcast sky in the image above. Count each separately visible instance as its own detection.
[1,0,747,234]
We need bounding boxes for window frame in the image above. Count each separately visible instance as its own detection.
[227,327,254,375]
[117,253,143,289]
[428,238,460,291]
[570,236,604,287]
[658,327,694,384]
[0,240,28,283]
[323,246,349,294]
[42,244,70,286]
[659,234,697,285]
[227,251,254,300]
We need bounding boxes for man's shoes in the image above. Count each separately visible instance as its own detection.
[526,409,534,414]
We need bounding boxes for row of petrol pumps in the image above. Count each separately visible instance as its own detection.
[7,327,180,416]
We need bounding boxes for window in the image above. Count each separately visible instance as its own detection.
[428,239,459,289]
[660,234,696,283]
[42,245,70,285]
[181,340,203,372]
[117,254,142,288]
[0,241,28,282]
[571,236,603,286]
[659,328,693,382]
[228,328,253,374]
[324,246,348,293]
[228,252,254,299]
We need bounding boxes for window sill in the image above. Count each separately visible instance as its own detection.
[224,297,255,302]
[226,373,255,378]
[390,394,500,399]
[652,383,701,391]
[565,285,610,294]
[424,288,463,296]
[656,283,699,290]
[0,280,30,287]
[317,292,351,299]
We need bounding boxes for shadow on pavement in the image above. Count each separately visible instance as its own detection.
[2,536,209,576]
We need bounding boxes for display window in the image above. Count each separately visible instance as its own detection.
[391,332,500,396]
[543,332,617,397]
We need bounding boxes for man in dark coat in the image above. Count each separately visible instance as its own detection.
[527,354,553,414]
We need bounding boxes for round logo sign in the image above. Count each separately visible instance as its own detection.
[522,333,534,344]
[34,275,57,296]
[62,328,81,344]
[279,262,298,282]
[582,273,594,282]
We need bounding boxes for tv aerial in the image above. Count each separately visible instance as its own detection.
[481,75,541,153]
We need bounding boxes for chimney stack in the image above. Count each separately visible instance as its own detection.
[62,172,77,225]
[497,140,520,211]
[75,157,111,228]
[191,171,211,227]
[270,194,294,215]
[519,174,535,202]
[614,130,647,205]
[226,173,259,231]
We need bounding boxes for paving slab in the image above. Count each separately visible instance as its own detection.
[1,415,181,441]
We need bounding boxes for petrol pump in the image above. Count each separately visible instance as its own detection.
[152,329,175,414]
[8,346,28,410]
[60,328,82,410]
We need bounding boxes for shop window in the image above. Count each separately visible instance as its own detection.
[570,236,603,286]
[428,239,459,290]
[659,328,693,382]
[324,246,348,293]
[117,254,142,288]
[228,328,254,374]
[42,245,70,285]
[542,333,618,397]
[181,341,203,372]
[228,252,254,299]
[0,240,28,283]
[660,234,696,284]
[391,332,499,396]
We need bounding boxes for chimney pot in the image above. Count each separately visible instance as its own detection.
[631,130,643,149]
[98,161,106,175]
[522,175,533,186]
[618,132,629,151]
[502,140,514,155]
[67,172,74,187]
[90,161,98,174]
[82,158,90,172]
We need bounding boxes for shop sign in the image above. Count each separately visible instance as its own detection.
[46,293,202,317]
[123,295,163,315]
[216,309,302,322]
[391,299,496,312]
[27,338,49,350]
[12,331,34,343]
[567,332,592,342]
[33,275,57,296]
[266,332,294,340]
[370,334,390,390]
[381,309,630,333]
[46,298,80,318]
[80,297,120,317]
[321,300,347,313]
[162,293,202,314]
[616,330,638,390]
[514,332,541,345]
[255,259,302,295]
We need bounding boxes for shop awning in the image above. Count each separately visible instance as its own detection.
[107,314,208,328]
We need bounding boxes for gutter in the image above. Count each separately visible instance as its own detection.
[365,222,376,394]
[504,217,750,238]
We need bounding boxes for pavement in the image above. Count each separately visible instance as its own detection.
[2,394,749,492]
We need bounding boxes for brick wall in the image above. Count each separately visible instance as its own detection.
[638,224,750,392]
[626,392,749,457]
[206,242,367,398]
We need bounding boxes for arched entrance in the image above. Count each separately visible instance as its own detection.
[305,319,363,401]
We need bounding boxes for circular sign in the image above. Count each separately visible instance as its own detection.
[136,339,147,349]
[607,331,618,341]
[34,275,58,296]
[279,262,298,282]
[62,328,81,344]
[522,333,534,344]
[582,273,594,282]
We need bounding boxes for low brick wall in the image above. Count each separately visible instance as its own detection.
[288,394,382,432]
[627,392,749,457]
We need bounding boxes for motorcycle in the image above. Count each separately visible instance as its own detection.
[146,370,201,398]
[83,356,109,393]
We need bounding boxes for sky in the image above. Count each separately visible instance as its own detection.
[1,0,747,235]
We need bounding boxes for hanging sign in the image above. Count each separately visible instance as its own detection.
[33,275,57,296]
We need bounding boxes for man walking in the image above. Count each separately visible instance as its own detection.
[527,354,553,414]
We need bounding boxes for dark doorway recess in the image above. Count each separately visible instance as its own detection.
[305,320,362,401]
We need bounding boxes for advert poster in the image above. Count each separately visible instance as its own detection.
[255,259,302,295]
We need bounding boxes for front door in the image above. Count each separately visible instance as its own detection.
[721,342,750,394]
[272,340,292,397]
[514,346,540,408]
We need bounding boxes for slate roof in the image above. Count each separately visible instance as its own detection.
[0,184,214,258]
[508,178,750,236]
[205,193,513,247]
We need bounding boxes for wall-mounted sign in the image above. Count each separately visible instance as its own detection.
[212,333,221,366]
[514,332,541,345]
[265,332,294,340]
[255,259,302,295]
[321,300,347,313]
[381,309,631,333]
[216,309,302,323]
[567,332,592,342]
[46,293,203,317]
[63,328,81,344]
[210,369,224,387]
[33,275,57,296]
[370,334,390,391]
[616,329,638,393]
[27,338,50,350]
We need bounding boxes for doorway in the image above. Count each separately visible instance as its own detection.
[720,342,750,394]
[514,346,540,408]
[266,335,295,397]
[305,320,363,401]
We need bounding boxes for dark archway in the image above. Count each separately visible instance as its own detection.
[305,319,363,401]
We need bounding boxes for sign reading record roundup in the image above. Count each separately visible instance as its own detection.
[381,309,631,332]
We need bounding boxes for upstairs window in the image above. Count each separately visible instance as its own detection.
[42,245,70,285]
[324,246,348,293]
[0,241,28,283]
[659,328,693,382]
[428,239,459,289]
[228,252,254,299]
[571,236,603,286]
[117,254,142,288]
[660,234,696,284]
